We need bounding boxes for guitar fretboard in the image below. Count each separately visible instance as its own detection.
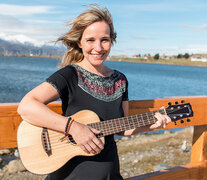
[88,109,166,137]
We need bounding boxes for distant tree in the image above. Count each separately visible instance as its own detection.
[154,53,159,60]
[177,54,183,58]
[183,53,190,59]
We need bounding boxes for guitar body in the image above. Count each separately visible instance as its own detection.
[17,102,193,175]
[17,110,104,174]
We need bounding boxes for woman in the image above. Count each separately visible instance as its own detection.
[18,5,171,180]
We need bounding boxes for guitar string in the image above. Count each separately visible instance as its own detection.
[48,114,160,139]
[46,116,155,149]
[45,106,188,148]
[48,111,159,139]
[47,114,173,148]
[92,112,158,135]
[47,106,187,137]
[81,105,188,135]
[47,115,156,144]
[48,122,148,146]
[106,105,189,132]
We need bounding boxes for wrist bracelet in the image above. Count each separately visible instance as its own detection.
[64,117,72,136]
[67,119,74,134]
[60,117,72,142]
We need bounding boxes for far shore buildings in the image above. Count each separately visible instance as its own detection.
[190,54,207,62]
[110,53,207,62]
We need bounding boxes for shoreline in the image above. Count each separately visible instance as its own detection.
[1,54,207,67]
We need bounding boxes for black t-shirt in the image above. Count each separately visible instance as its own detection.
[46,64,128,180]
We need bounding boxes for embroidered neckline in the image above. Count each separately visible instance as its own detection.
[72,64,127,102]
[72,64,116,79]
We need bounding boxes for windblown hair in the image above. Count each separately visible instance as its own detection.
[57,4,117,67]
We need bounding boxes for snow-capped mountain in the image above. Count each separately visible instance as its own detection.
[0,33,65,57]
[0,33,45,47]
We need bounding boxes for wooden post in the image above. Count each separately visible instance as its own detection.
[191,125,207,163]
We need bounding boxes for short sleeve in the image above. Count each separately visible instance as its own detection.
[122,75,129,101]
[46,69,69,99]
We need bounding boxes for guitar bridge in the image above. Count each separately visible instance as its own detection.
[41,128,52,156]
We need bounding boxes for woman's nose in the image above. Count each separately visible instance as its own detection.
[94,41,103,52]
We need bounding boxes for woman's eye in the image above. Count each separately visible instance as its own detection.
[102,39,110,42]
[87,39,94,42]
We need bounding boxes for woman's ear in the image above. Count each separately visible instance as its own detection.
[77,41,82,48]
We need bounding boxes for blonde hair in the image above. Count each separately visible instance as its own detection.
[57,4,117,67]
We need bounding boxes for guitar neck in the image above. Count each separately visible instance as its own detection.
[88,109,166,137]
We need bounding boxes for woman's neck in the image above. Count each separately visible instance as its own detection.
[75,60,113,77]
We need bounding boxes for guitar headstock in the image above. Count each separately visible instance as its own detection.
[166,100,193,125]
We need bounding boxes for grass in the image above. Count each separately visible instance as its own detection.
[108,57,207,67]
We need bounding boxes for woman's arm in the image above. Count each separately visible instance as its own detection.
[17,82,68,133]
[18,82,104,154]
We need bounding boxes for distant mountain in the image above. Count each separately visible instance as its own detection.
[0,33,44,46]
[0,38,65,57]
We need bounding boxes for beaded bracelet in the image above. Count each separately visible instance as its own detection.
[67,119,74,134]
[64,117,72,136]
[60,117,73,142]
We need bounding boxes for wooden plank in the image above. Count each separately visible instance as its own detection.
[126,161,207,180]
[0,96,207,149]
[191,125,207,163]
[129,96,207,131]
[0,102,62,149]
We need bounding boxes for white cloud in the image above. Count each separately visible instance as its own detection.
[133,36,154,40]
[0,4,68,46]
[23,19,62,25]
[0,33,44,46]
[182,24,207,31]
[0,4,53,16]
[0,14,66,46]
[0,15,24,28]
[185,45,207,54]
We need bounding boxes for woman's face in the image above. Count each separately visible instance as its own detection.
[78,21,111,67]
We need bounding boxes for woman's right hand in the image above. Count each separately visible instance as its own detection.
[69,121,104,154]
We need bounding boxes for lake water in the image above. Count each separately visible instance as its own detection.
[0,56,207,103]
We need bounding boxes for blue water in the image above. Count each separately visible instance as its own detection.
[0,56,207,103]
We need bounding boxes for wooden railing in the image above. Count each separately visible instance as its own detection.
[0,96,207,179]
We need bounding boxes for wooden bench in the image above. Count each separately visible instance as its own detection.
[0,96,207,179]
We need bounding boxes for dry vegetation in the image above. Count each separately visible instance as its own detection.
[117,128,193,178]
[109,57,207,67]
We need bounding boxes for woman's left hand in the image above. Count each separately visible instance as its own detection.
[150,110,171,129]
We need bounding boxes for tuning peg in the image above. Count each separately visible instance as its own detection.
[174,122,177,125]
[181,100,185,104]
[187,118,191,122]
[175,101,178,105]
[180,120,184,123]
[168,102,172,106]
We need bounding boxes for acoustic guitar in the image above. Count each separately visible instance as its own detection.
[17,101,193,174]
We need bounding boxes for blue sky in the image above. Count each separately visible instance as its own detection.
[0,0,207,56]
